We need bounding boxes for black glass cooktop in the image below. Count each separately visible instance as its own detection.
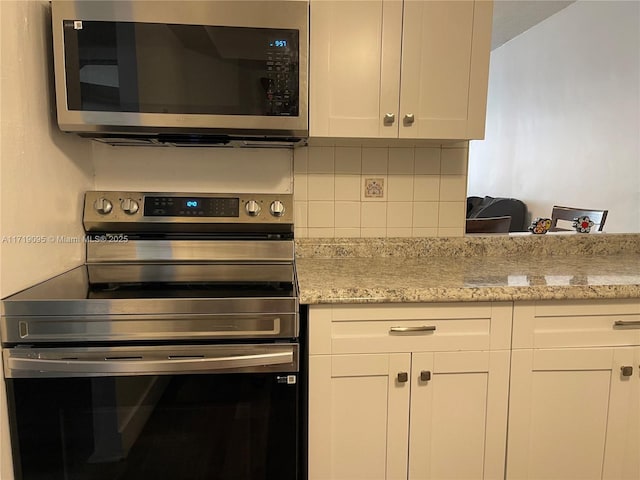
[88,282,294,299]
[4,266,295,302]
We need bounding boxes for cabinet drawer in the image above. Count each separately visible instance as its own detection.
[309,302,512,354]
[513,299,640,349]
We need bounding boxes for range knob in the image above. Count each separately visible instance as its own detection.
[93,197,113,215]
[245,200,262,217]
[120,198,140,215]
[270,200,285,217]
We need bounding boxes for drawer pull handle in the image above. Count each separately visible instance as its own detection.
[397,372,408,383]
[389,326,436,334]
[621,366,634,377]
[613,320,640,329]
[420,370,432,382]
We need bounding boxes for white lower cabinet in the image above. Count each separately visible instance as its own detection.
[506,300,640,480]
[309,353,411,480]
[308,303,512,480]
[408,351,510,480]
[507,347,637,480]
[308,299,640,480]
[622,347,640,480]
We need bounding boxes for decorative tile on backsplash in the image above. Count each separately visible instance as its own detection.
[362,175,387,202]
[364,177,385,198]
[294,143,468,238]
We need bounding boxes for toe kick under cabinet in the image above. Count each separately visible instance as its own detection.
[507,299,640,480]
[308,302,512,480]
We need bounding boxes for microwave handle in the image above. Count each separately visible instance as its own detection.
[5,349,295,378]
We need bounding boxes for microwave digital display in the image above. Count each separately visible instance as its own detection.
[62,21,300,117]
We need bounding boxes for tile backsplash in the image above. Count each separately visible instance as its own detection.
[294,143,469,238]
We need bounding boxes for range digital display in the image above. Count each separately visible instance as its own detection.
[144,197,239,217]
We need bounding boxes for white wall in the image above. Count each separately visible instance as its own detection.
[0,0,97,290]
[468,0,640,233]
[92,143,292,193]
[1,1,94,300]
[0,1,96,477]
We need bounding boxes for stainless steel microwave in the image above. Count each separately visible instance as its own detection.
[51,1,309,146]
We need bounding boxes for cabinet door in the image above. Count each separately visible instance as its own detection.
[604,346,640,480]
[309,0,402,138]
[507,348,634,480]
[399,0,492,139]
[408,350,509,480]
[309,353,411,480]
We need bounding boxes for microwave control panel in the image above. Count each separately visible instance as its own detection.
[266,40,297,115]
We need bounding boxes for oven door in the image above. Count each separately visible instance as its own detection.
[4,344,299,480]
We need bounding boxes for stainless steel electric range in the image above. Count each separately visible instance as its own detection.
[1,191,301,480]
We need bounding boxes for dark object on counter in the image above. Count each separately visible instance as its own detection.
[466,216,512,234]
[466,196,528,231]
[529,217,552,234]
[551,205,608,232]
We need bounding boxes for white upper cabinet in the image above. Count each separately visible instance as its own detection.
[309,0,402,138]
[309,0,493,140]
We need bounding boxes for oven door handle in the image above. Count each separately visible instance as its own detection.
[4,349,296,378]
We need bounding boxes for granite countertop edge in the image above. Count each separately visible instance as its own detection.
[299,285,640,305]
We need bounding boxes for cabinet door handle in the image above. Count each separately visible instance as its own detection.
[621,366,634,377]
[403,113,415,125]
[613,320,640,328]
[384,113,395,125]
[420,370,431,382]
[397,372,408,383]
[389,326,436,334]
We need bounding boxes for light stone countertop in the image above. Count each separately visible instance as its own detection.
[295,234,640,304]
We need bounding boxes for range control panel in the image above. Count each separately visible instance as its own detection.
[144,196,240,218]
[84,191,294,232]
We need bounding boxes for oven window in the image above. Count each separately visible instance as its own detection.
[63,21,299,117]
[7,373,298,480]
